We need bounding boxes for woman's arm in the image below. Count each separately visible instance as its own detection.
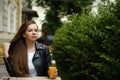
[2,42,10,58]
[2,42,17,76]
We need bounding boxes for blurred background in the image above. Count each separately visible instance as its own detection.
[0,0,101,58]
[1,0,120,80]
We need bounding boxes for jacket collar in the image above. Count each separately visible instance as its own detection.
[35,41,43,50]
[33,41,43,59]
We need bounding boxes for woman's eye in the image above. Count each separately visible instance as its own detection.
[35,29,38,32]
[28,29,32,32]
[27,29,38,32]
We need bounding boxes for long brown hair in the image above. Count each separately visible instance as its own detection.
[9,20,37,77]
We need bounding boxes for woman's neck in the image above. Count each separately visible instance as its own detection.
[26,41,36,52]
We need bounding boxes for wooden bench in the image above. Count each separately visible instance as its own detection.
[1,77,61,80]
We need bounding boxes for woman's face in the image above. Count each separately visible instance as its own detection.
[23,23,38,42]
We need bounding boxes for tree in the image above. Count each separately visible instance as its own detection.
[27,0,32,8]
[52,0,120,80]
[36,0,94,34]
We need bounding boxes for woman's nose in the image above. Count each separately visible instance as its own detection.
[32,30,37,34]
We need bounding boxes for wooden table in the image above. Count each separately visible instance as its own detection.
[1,77,61,80]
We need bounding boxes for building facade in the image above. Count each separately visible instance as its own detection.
[0,0,22,44]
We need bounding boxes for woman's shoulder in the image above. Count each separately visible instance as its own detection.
[36,41,48,49]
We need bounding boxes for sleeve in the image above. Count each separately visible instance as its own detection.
[3,57,17,77]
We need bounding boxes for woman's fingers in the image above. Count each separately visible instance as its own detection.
[54,69,58,77]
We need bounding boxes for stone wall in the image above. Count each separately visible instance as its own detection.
[0,0,22,44]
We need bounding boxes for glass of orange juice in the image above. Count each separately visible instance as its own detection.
[49,66,56,79]
[49,60,57,79]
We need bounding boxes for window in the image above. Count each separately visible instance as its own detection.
[13,8,17,33]
[7,1,11,32]
[0,0,3,31]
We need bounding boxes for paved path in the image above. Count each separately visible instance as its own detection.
[0,65,9,79]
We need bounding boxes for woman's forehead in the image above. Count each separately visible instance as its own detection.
[27,24,38,29]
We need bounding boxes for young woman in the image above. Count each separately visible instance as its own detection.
[2,20,52,77]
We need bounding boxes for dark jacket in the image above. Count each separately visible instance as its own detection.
[3,41,51,77]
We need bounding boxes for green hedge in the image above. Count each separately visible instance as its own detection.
[52,1,120,80]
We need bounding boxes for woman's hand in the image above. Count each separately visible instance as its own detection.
[2,42,10,58]
[55,69,58,78]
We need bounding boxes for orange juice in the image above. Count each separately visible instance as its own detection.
[49,66,56,79]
